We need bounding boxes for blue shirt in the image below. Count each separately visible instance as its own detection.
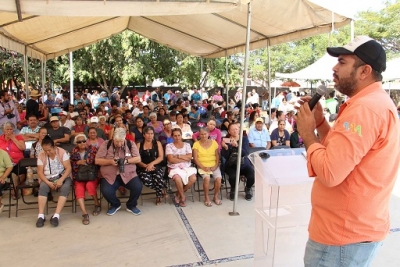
[248,127,271,148]
[191,93,202,102]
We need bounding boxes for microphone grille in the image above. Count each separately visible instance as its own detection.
[316,85,329,95]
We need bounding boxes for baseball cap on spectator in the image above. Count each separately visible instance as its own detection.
[113,87,119,93]
[50,116,59,122]
[90,116,99,123]
[70,112,79,118]
[100,91,107,95]
[59,111,68,116]
[255,118,264,123]
[175,90,181,94]
[327,36,386,73]
[213,103,221,109]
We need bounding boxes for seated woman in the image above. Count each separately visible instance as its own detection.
[71,116,88,137]
[36,136,72,228]
[290,123,304,148]
[70,134,101,225]
[136,126,166,205]
[30,127,48,159]
[188,106,200,122]
[108,114,129,140]
[270,119,290,147]
[86,127,105,149]
[98,116,111,139]
[192,119,222,150]
[193,128,222,206]
[0,122,26,199]
[174,113,192,140]
[131,116,145,143]
[157,107,169,122]
[0,149,13,214]
[166,128,197,207]
[221,123,254,201]
[147,112,163,135]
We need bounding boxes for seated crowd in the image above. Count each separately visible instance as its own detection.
[0,86,301,227]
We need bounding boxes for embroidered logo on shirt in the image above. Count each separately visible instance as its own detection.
[343,122,362,137]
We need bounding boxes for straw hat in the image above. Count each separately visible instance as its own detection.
[30,89,42,97]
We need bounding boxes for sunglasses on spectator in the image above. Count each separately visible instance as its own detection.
[76,140,86,144]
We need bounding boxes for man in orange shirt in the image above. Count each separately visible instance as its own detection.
[296,36,400,266]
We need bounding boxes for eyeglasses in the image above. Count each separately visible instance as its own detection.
[76,140,86,144]
[164,123,171,126]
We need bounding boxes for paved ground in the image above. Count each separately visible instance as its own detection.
[0,172,398,267]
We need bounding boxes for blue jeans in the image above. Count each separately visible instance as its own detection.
[304,238,382,267]
[262,100,268,111]
[101,175,142,209]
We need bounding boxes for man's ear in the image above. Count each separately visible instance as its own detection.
[359,64,373,80]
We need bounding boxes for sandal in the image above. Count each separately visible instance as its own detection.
[213,198,222,205]
[174,194,180,205]
[11,189,19,200]
[156,197,162,206]
[179,198,186,207]
[93,205,101,216]
[204,201,212,207]
[82,214,90,225]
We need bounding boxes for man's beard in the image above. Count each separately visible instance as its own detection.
[334,68,357,97]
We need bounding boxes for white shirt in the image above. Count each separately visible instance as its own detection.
[60,119,75,130]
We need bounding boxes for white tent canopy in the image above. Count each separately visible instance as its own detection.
[0,0,351,61]
[276,54,400,82]
[384,57,400,81]
[275,53,337,80]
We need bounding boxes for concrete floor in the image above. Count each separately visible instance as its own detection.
[0,176,399,267]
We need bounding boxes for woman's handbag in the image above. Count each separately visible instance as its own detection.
[75,151,97,182]
[76,164,97,182]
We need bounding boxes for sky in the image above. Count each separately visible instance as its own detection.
[312,0,386,17]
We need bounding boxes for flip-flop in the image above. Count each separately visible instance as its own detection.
[179,198,186,207]
[174,195,180,205]
[93,205,101,216]
[213,199,222,205]
[204,201,212,207]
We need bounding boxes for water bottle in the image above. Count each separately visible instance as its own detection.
[27,166,34,185]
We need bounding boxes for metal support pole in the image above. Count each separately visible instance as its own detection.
[24,47,29,98]
[69,52,74,103]
[41,60,45,95]
[267,41,271,119]
[229,1,251,216]
[225,50,229,105]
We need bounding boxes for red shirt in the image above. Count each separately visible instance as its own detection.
[0,134,25,164]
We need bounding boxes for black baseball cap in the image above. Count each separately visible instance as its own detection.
[327,36,386,73]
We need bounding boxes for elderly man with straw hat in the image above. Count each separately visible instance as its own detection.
[25,88,42,120]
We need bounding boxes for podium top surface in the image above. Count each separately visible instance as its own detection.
[249,148,314,186]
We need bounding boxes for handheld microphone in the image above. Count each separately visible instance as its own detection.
[308,85,330,110]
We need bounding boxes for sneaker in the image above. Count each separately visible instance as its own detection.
[245,187,253,201]
[229,192,235,201]
[106,205,121,216]
[36,217,46,228]
[50,216,59,227]
[126,207,141,216]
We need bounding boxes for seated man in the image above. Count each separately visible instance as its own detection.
[95,128,142,216]
[248,118,271,149]
[85,116,107,140]
[0,148,13,214]
[46,116,71,145]
[20,114,41,157]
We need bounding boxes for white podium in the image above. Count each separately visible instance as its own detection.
[249,148,314,267]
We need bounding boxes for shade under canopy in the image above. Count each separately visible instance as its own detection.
[0,0,351,60]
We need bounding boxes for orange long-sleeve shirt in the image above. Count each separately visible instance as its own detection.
[307,82,400,245]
